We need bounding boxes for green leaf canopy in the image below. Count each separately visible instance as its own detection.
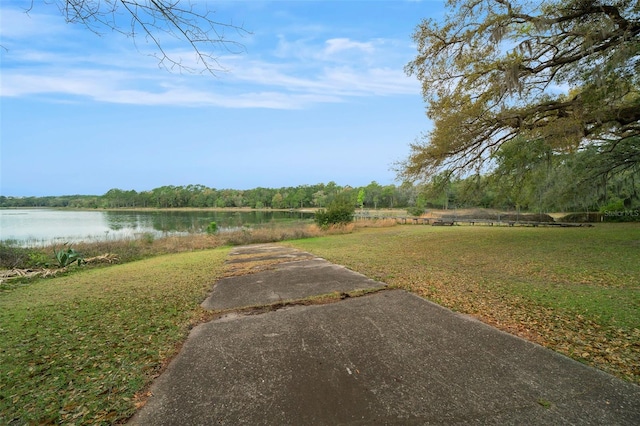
[401,0,640,181]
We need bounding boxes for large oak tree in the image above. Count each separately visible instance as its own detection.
[401,0,640,182]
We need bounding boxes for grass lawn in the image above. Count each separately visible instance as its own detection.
[286,223,640,384]
[1,223,638,424]
[0,248,229,425]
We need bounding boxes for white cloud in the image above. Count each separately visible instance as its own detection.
[1,5,420,109]
[324,38,374,55]
[320,67,418,96]
[2,71,116,98]
[275,35,380,63]
[96,88,341,109]
[0,7,67,39]
[0,66,345,109]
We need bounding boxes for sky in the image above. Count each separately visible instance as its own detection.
[0,1,446,196]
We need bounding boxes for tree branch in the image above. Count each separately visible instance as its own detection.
[53,0,250,74]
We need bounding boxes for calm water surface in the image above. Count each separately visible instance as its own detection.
[0,209,313,246]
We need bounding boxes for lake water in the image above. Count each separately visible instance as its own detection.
[0,209,314,246]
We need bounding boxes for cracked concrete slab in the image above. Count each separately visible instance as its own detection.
[131,290,640,425]
[202,245,387,311]
[225,244,316,264]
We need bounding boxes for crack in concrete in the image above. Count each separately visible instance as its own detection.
[209,286,392,321]
[201,244,388,314]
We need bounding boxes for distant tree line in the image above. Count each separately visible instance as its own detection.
[2,155,638,216]
[0,182,418,211]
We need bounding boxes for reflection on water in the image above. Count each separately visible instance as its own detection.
[104,210,311,233]
[0,209,314,246]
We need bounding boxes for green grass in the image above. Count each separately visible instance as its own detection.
[1,223,639,424]
[286,223,640,383]
[0,248,229,425]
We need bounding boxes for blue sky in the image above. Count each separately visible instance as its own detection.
[1,1,445,196]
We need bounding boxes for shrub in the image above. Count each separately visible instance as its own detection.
[0,243,31,269]
[206,221,218,234]
[314,197,355,228]
[0,243,50,269]
[27,252,51,268]
[598,199,640,222]
[406,206,425,216]
[407,195,427,217]
[600,199,625,213]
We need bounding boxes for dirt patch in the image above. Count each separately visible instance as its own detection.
[222,245,316,278]
[424,208,555,222]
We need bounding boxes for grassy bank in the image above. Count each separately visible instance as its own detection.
[286,223,640,383]
[0,224,324,273]
[0,249,229,425]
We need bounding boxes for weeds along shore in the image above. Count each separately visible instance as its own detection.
[0,219,399,272]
